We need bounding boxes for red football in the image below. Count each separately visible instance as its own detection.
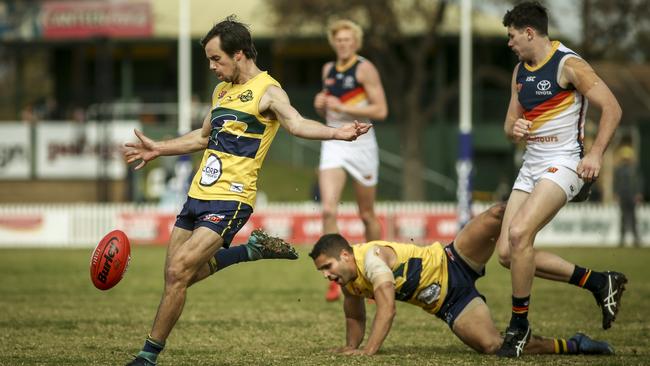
[90,229,131,290]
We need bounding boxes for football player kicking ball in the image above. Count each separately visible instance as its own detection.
[310,204,614,357]
[122,16,371,366]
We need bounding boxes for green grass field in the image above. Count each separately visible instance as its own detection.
[1,246,648,366]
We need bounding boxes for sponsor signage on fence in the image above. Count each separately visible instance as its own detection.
[0,123,30,179]
[41,1,153,39]
[35,121,139,179]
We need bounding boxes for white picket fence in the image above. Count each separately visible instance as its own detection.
[0,202,648,247]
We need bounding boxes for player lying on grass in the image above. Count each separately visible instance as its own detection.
[310,204,616,356]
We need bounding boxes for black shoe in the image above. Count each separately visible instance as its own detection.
[569,332,615,355]
[592,271,628,329]
[496,325,531,358]
[125,356,156,366]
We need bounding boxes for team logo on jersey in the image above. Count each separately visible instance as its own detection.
[526,76,536,82]
[537,80,551,90]
[201,213,225,223]
[218,90,227,99]
[230,183,244,193]
[239,89,253,102]
[343,75,355,89]
[200,153,222,186]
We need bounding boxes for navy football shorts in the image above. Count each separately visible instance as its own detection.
[175,197,253,247]
[435,242,486,328]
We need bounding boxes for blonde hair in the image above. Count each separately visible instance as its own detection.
[327,19,363,50]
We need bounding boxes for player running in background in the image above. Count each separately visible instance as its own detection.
[313,19,388,301]
[310,204,615,357]
[122,16,371,366]
[496,1,626,357]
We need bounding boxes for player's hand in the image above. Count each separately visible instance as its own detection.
[314,91,328,110]
[577,152,602,182]
[333,121,372,141]
[123,129,160,170]
[325,95,345,113]
[511,118,532,142]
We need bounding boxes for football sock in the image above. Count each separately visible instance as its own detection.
[137,335,165,363]
[569,265,607,292]
[209,245,249,273]
[553,338,578,354]
[509,295,530,329]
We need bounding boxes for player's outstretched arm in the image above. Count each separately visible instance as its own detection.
[123,114,211,170]
[563,57,622,181]
[262,85,372,141]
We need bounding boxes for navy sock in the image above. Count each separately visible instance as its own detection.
[569,265,607,293]
[509,295,530,329]
[137,336,164,363]
[209,245,249,273]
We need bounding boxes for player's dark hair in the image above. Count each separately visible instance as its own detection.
[200,15,258,61]
[503,1,548,36]
[309,234,353,260]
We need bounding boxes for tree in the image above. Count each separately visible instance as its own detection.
[268,0,452,200]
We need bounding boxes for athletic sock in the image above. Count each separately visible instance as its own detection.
[569,265,607,293]
[137,335,165,363]
[553,338,578,354]
[208,245,249,273]
[509,295,530,329]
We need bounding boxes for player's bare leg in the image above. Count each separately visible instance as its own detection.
[496,190,574,281]
[453,203,506,267]
[352,180,381,241]
[498,179,566,357]
[319,168,347,301]
[127,227,224,366]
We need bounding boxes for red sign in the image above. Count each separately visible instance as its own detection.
[41,1,153,39]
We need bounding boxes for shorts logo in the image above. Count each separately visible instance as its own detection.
[445,247,455,262]
[570,185,575,192]
[202,214,225,223]
[547,167,558,173]
[239,89,253,102]
[200,153,222,186]
[230,183,244,193]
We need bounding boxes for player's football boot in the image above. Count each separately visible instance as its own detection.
[125,356,156,366]
[245,229,299,261]
[496,325,531,358]
[592,271,628,329]
[570,332,615,355]
[325,280,341,302]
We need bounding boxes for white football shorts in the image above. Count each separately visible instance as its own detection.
[513,160,584,202]
[319,137,379,187]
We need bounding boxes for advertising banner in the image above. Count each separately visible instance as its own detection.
[0,123,31,179]
[41,1,153,39]
[35,121,139,179]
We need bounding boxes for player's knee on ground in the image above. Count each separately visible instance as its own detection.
[475,338,502,354]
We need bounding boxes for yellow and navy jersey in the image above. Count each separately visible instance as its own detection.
[323,56,372,128]
[188,72,280,207]
[516,41,587,166]
[344,241,449,315]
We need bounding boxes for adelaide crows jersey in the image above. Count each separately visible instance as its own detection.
[516,41,587,168]
[188,72,280,207]
[345,241,449,315]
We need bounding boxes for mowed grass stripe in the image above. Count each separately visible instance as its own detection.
[0,246,648,365]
